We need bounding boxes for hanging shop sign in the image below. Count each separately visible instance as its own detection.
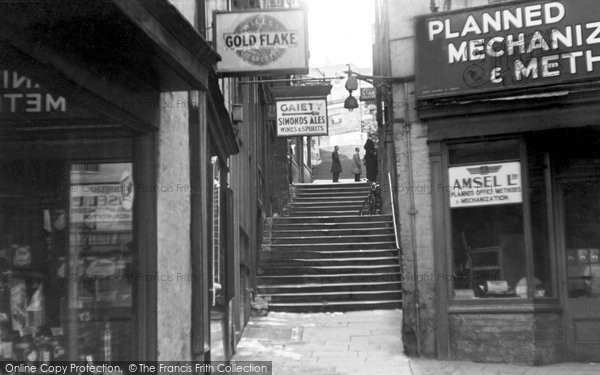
[276,98,328,137]
[213,8,309,76]
[416,0,600,99]
[360,87,376,102]
[449,161,522,207]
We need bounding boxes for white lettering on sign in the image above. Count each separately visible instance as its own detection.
[423,0,600,91]
[0,71,67,113]
[449,162,522,208]
[428,2,565,41]
[276,98,328,137]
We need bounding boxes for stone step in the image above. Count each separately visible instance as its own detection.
[271,221,393,231]
[271,234,396,244]
[262,248,398,259]
[257,280,402,294]
[265,300,402,313]
[271,227,394,237]
[261,290,402,304]
[295,192,370,199]
[294,182,369,190]
[257,272,401,285]
[292,196,367,203]
[285,210,364,217]
[289,200,366,207]
[261,264,400,275]
[289,204,363,211]
[273,215,392,224]
[263,256,399,268]
[268,242,397,251]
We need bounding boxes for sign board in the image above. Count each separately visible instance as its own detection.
[214,8,309,76]
[360,87,376,102]
[449,162,522,207]
[416,0,600,99]
[0,70,67,115]
[276,98,328,137]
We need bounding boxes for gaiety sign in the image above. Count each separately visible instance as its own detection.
[449,162,522,208]
[276,98,328,137]
[416,0,600,99]
[214,9,308,75]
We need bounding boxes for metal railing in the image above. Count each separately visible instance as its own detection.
[388,172,400,250]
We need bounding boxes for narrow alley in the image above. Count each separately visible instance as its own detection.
[3,0,600,373]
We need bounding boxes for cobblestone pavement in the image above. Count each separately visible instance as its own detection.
[232,310,600,375]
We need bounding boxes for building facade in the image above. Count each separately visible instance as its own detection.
[378,0,600,364]
[0,0,292,362]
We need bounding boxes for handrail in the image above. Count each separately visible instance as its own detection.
[388,172,400,250]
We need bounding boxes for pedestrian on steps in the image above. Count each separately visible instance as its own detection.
[364,138,378,182]
[352,147,362,182]
[331,145,342,182]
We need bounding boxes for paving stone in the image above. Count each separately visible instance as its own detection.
[231,310,598,375]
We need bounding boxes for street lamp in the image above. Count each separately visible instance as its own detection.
[344,73,359,111]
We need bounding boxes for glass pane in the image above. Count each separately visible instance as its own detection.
[452,204,526,298]
[449,140,520,165]
[528,149,553,298]
[0,159,67,361]
[564,181,600,298]
[68,163,134,360]
[0,154,134,361]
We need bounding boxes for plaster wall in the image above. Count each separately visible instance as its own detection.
[156,91,193,360]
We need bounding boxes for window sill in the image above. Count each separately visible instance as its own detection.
[448,299,562,314]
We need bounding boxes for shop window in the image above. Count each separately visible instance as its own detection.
[564,181,600,298]
[450,140,531,299]
[0,159,134,360]
[527,146,554,298]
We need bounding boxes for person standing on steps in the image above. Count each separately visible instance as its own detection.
[331,145,342,183]
[364,138,378,182]
[352,147,362,182]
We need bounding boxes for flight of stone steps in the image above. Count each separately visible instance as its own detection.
[258,182,402,312]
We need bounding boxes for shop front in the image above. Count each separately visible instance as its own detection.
[0,0,236,362]
[415,0,600,364]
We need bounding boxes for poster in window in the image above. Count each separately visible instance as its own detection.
[449,161,522,207]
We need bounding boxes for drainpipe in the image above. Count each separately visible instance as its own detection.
[403,81,421,356]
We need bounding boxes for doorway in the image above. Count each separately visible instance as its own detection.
[558,176,600,361]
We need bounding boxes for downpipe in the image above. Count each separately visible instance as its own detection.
[403,81,421,356]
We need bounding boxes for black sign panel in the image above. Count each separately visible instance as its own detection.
[416,0,600,99]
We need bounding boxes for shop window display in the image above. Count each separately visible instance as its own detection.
[563,181,600,298]
[449,140,533,299]
[0,160,134,360]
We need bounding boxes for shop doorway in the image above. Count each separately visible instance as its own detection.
[558,176,600,361]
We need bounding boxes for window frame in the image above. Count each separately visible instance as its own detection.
[443,136,544,305]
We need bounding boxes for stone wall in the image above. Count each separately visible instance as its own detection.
[270,137,291,216]
[449,313,535,363]
[534,313,564,364]
[393,82,436,357]
[156,91,192,360]
[448,312,563,365]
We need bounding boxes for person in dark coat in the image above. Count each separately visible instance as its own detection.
[364,138,378,182]
[331,145,342,182]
